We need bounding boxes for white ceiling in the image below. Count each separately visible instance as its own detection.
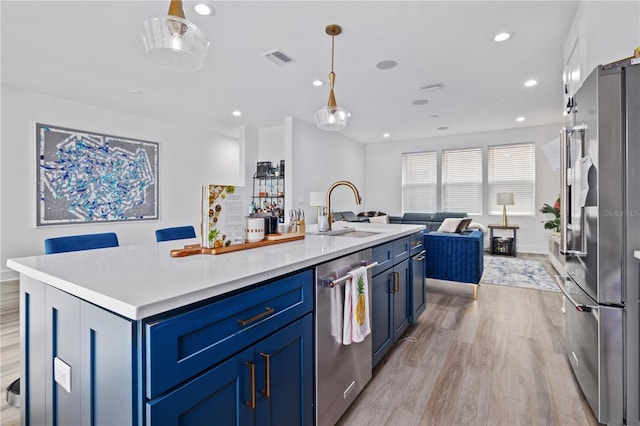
[1,1,579,143]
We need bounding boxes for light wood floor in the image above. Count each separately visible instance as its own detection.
[1,280,19,426]
[339,254,598,426]
[0,255,597,426]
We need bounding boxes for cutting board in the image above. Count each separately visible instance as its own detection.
[170,233,304,257]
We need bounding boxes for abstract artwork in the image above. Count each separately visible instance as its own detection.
[37,123,159,225]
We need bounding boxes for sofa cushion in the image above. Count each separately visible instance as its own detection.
[433,212,467,222]
[401,212,435,224]
[437,218,463,233]
[340,211,359,222]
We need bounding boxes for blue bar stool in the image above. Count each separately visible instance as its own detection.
[155,226,196,242]
[44,232,119,254]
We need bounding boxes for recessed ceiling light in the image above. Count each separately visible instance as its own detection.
[383,133,390,138]
[412,99,429,105]
[516,116,526,122]
[429,114,439,118]
[524,79,538,87]
[129,89,143,95]
[437,126,448,131]
[194,3,215,16]
[312,80,324,87]
[376,60,397,70]
[232,110,242,117]
[494,32,511,42]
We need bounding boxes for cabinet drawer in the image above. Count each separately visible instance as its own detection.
[410,232,424,256]
[372,242,394,276]
[393,236,411,263]
[144,269,313,399]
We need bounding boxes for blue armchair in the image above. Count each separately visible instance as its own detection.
[423,230,484,299]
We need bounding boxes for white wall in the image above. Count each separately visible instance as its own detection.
[566,0,640,93]
[258,125,285,167]
[288,117,366,225]
[364,124,562,253]
[1,86,240,280]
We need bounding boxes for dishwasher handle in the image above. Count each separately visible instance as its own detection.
[322,261,379,288]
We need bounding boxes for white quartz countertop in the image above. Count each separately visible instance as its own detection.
[7,223,424,320]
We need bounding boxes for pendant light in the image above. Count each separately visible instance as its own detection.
[140,0,210,72]
[315,24,350,131]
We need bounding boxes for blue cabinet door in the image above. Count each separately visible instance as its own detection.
[392,259,410,342]
[146,347,254,426]
[371,271,393,368]
[410,250,427,323]
[254,314,313,426]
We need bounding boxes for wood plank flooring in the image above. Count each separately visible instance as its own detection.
[0,254,598,426]
[339,254,599,426]
[1,280,19,426]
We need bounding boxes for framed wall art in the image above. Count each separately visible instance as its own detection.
[37,123,159,226]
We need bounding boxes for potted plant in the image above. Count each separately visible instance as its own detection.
[540,196,560,233]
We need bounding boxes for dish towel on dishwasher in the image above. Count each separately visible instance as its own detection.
[343,266,371,345]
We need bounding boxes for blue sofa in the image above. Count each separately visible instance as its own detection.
[389,212,467,231]
[423,230,484,299]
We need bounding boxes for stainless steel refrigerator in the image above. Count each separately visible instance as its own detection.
[557,58,640,425]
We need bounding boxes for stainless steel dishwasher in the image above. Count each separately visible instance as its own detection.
[315,248,376,426]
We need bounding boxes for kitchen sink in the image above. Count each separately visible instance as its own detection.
[318,228,383,238]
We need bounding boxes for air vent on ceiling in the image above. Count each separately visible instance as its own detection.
[420,82,444,92]
[264,49,294,66]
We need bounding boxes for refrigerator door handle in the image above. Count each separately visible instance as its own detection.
[555,275,596,312]
[560,125,588,256]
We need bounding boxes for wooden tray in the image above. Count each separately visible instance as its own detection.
[170,233,304,257]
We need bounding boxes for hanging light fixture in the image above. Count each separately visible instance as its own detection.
[315,24,350,131]
[140,0,210,72]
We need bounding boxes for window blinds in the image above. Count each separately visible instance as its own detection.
[441,148,483,214]
[488,143,535,215]
[402,152,437,212]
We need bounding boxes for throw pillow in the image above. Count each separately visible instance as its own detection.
[369,215,389,224]
[467,221,486,233]
[455,218,473,233]
[437,217,463,233]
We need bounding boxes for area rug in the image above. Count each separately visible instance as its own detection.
[481,256,559,292]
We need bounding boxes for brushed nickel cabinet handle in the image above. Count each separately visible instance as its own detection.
[390,272,400,293]
[260,352,271,397]
[245,361,256,408]
[237,307,275,326]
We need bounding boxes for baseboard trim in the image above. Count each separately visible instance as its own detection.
[1,269,19,282]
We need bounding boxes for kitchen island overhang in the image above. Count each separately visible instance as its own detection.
[8,223,425,320]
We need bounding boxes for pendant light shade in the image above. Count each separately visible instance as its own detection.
[140,0,209,72]
[315,24,350,131]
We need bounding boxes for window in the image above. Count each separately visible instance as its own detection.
[402,152,437,212]
[441,148,483,214]
[488,143,535,215]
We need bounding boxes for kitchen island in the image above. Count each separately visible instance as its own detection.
[7,223,424,425]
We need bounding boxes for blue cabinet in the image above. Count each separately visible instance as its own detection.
[146,314,313,426]
[371,238,413,368]
[20,277,135,426]
[144,270,314,426]
[371,271,393,367]
[21,270,313,426]
[410,250,427,323]
[392,259,410,342]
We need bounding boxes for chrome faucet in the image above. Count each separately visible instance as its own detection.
[326,180,362,231]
